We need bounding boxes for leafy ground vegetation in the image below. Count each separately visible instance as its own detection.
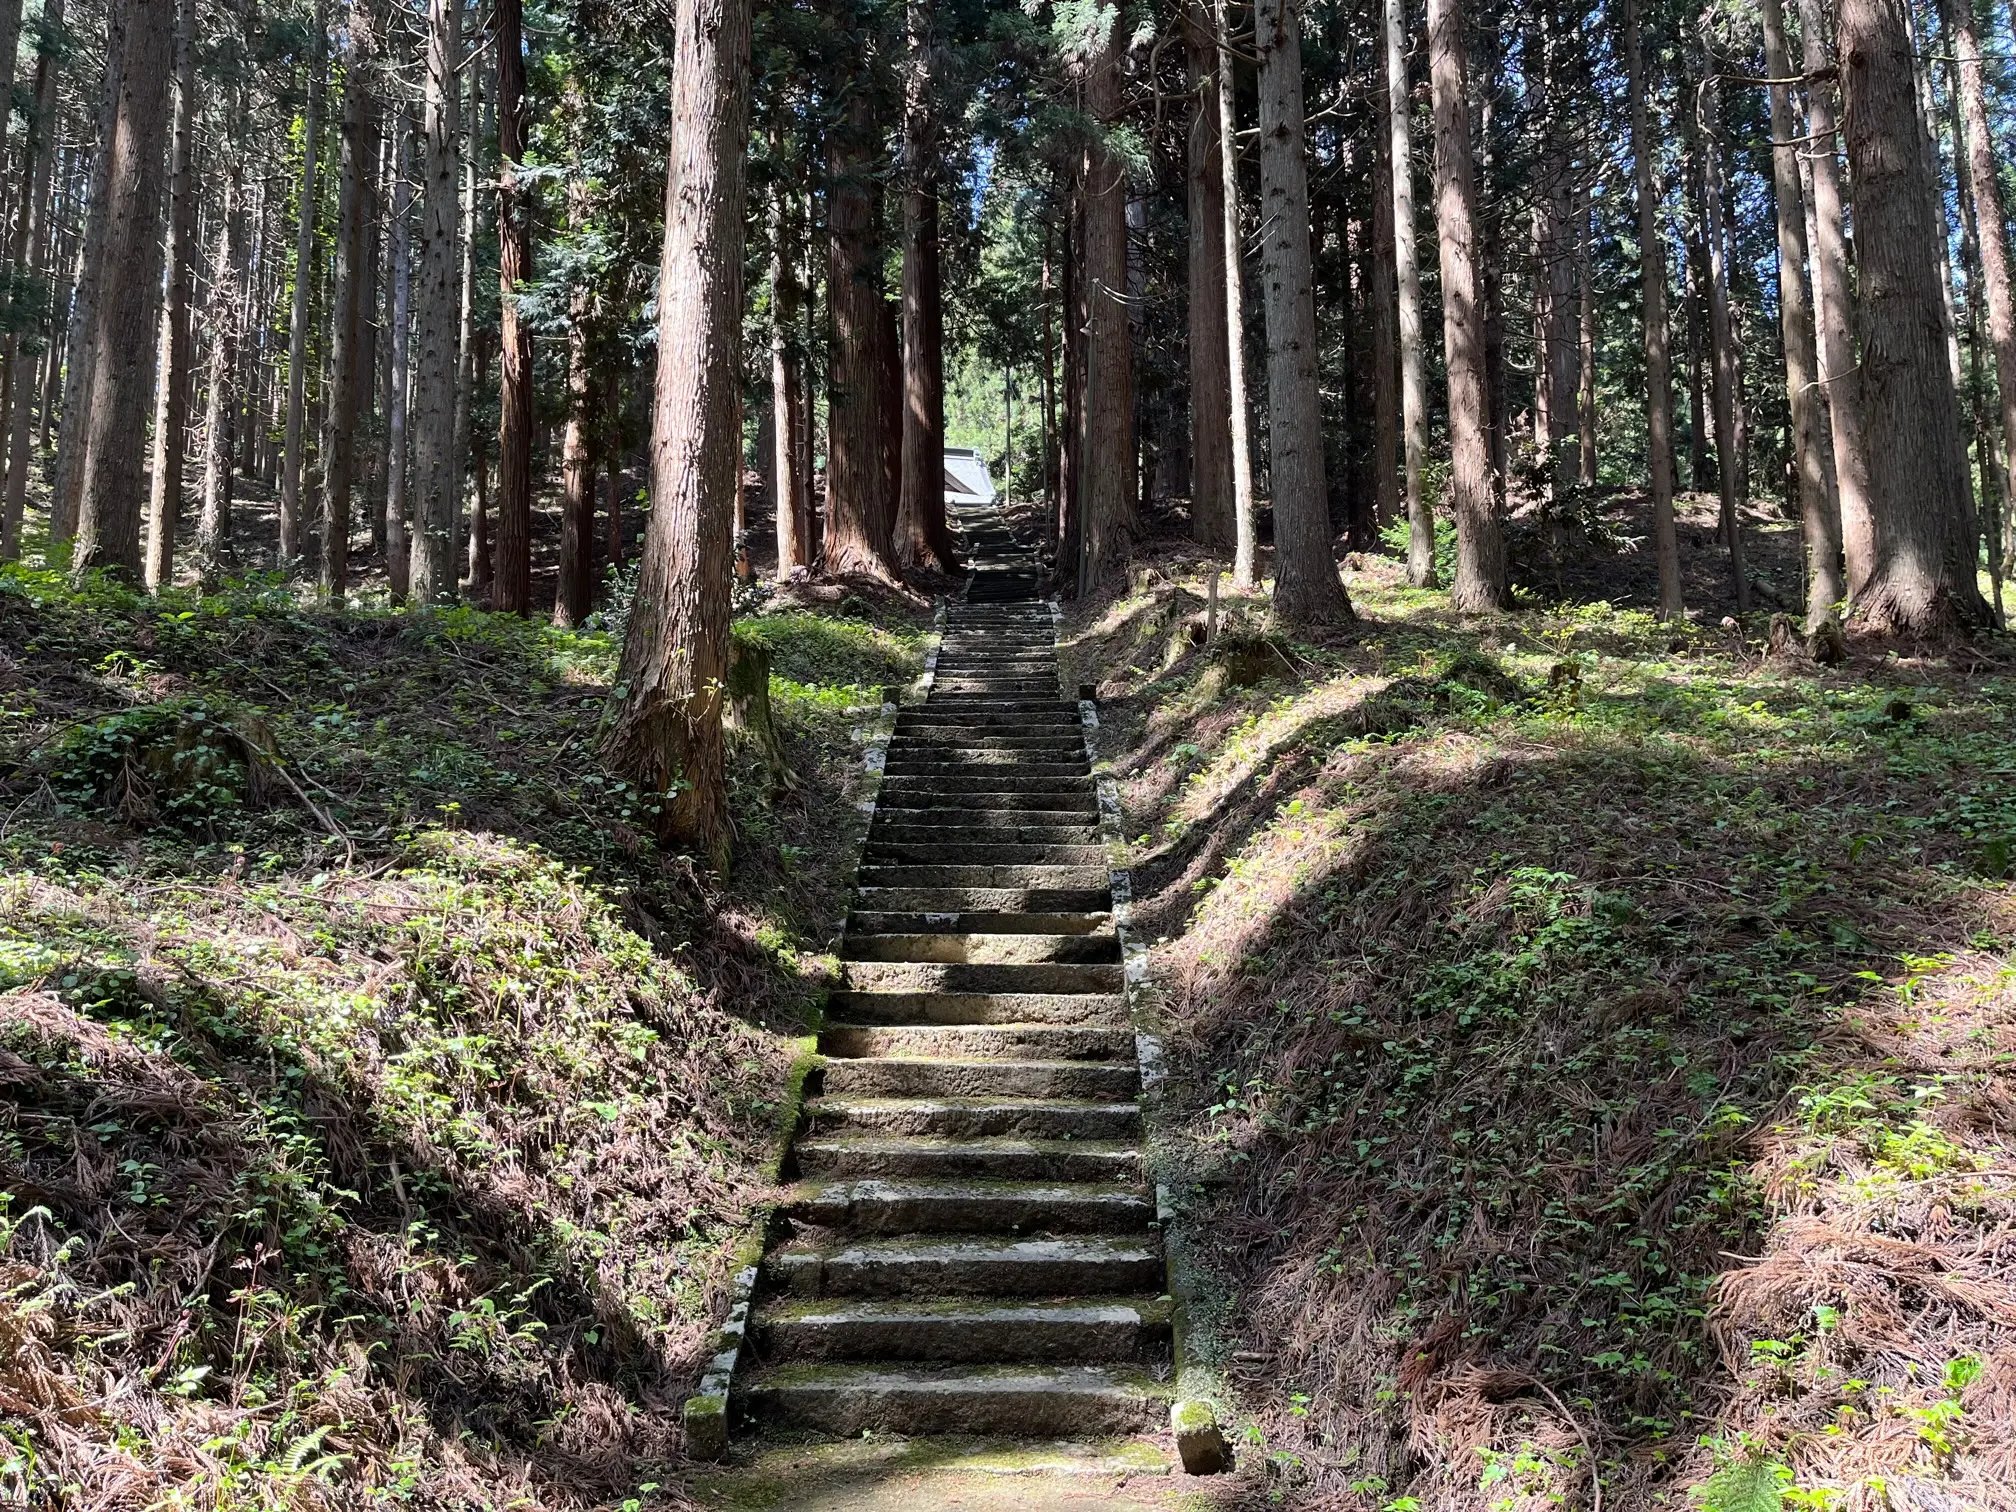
[1066,497,2016,1510]
[0,559,927,1509]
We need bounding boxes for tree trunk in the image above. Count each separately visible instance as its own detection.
[1800,0,1874,602]
[1381,4,1436,574]
[1426,0,1509,610]
[601,0,751,874]
[1947,0,2016,606]
[1383,0,1435,586]
[197,164,247,581]
[895,0,957,572]
[0,0,62,560]
[770,175,807,578]
[824,95,896,580]
[1186,2,1234,551]
[386,110,414,604]
[1699,69,1750,612]
[280,0,327,570]
[1214,0,1257,587]
[320,18,376,605]
[1077,11,1135,593]
[142,0,197,590]
[606,370,626,568]
[456,59,486,590]
[553,147,596,628]
[1838,0,1991,631]
[50,4,126,548]
[1371,96,1400,533]
[493,0,533,613]
[409,0,461,606]
[72,0,174,582]
[1254,0,1351,621]
[1623,0,1684,617]
[1759,0,1842,625]
[1577,177,1598,486]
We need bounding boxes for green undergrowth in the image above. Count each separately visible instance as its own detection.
[1065,548,2016,1511]
[0,563,927,1509]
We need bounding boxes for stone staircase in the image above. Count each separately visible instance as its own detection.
[734,503,1174,1446]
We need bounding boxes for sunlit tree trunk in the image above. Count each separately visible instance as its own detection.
[279,0,327,571]
[1801,0,1874,598]
[72,0,173,582]
[1078,10,1135,592]
[1838,0,1991,631]
[197,163,248,582]
[386,111,414,604]
[1623,0,1683,618]
[409,0,462,606]
[1760,0,1842,624]
[601,0,751,873]
[895,0,958,573]
[1947,0,2016,600]
[1255,0,1352,621]
[1186,1,1234,550]
[493,0,534,613]
[1213,0,1256,587]
[1576,179,1598,487]
[825,94,897,581]
[320,12,377,604]
[142,0,197,591]
[553,121,596,629]
[770,173,808,578]
[1698,66,1750,612]
[1382,0,1434,586]
[1427,0,1509,610]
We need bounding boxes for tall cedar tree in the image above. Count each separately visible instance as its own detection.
[1838,0,1991,632]
[1077,9,1135,591]
[1256,0,1352,621]
[410,0,462,605]
[494,0,534,613]
[602,0,752,871]
[1185,0,1233,552]
[1427,0,1511,610]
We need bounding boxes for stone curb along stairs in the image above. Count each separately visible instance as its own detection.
[682,501,1228,1475]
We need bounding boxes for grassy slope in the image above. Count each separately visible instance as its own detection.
[0,564,927,1509]
[1065,528,2016,1510]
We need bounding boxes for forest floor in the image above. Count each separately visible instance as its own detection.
[0,505,933,1509]
[1061,491,2016,1509]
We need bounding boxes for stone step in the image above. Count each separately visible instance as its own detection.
[784,1177,1153,1234]
[932,680,1062,694]
[865,824,1100,848]
[846,910,1112,936]
[896,712,1083,732]
[764,1234,1163,1300]
[855,864,1111,890]
[752,1295,1172,1364]
[795,1134,1143,1183]
[738,1362,1169,1438]
[841,932,1117,965]
[835,959,1125,995]
[821,1054,1140,1099]
[818,1022,1137,1063]
[825,988,1127,1027]
[873,793,1097,817]
[884,734,1086,753]
[881,754,1090,774]
[877,776,1098,799]
[805,1095,1141,1142]
[921,697,1078,715]
[851,885,1112,913]
[864,842,1107,868]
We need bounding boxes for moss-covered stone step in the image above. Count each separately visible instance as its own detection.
[737,1362,1170,1438]
[840,931,1117,965]
[783,1176,1153,1235]
[849,885,1112,913]
[804,1094,1141,1142]
[880,756,1091,777]
[816,1022,1137,1063]
[824,988,1127,1026]
[819,1053,1139,1100]
[793,1134,1142,1183]
[751,1295,1173,1364]
[764,1234,1163,1300]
